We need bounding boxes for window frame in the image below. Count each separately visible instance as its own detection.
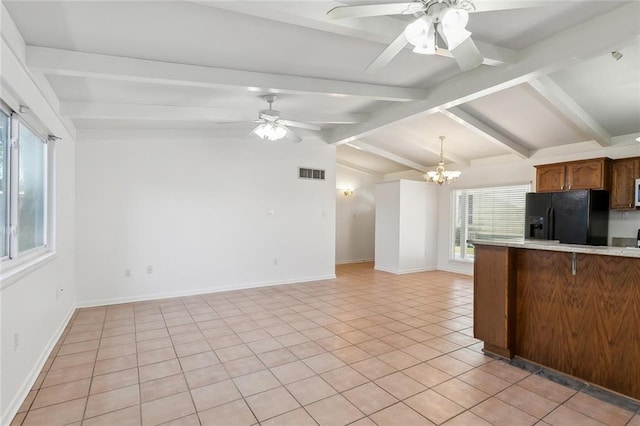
[0,107,9,260]
[450,183,531,263]
[0,100,56,288]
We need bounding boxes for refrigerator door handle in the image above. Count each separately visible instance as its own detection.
[548,207,555,240]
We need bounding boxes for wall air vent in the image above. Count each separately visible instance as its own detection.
[298,167,325,180]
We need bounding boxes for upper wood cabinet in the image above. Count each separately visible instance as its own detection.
[535,164,566,192]
[610,157,639,210]
[535,158,611,192]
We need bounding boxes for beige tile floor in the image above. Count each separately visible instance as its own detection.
[11,263,640,426]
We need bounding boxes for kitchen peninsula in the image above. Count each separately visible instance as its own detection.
[472,240,640,400]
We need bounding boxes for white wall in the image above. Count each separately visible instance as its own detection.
[399,180,438,272]
[609,210,640,244]
[1,6,77,423]
[75,135,336,306]
[375,180,437,273]
[375,181,401,271]
[335,165,377,264]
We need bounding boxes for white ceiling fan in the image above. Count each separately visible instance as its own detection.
[220,95,321,142]
[327,0,538,72]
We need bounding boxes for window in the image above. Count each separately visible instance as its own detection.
[17,122,47,253]
[452,184,530,262]
[0,103,49,268]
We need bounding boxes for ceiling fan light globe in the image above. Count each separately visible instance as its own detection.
[438,23,471,50]
[440,8,469,31]
[254,123,287,141]
[273,125,288,140]
[404,16,435,52]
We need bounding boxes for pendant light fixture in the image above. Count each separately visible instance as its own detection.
[424,136,461,185]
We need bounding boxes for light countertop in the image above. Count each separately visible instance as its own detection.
[469,239,640,258]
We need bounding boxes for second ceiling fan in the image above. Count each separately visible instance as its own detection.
[219,95,321,142]
[327,0,534,72]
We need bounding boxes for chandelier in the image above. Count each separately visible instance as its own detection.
[424,136,461,185]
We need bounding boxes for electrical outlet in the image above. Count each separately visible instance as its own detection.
[56,288,64,300]
[146,266,153,274]
[13,332,19,351]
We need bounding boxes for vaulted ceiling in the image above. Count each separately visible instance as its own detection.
[5,1,640,175]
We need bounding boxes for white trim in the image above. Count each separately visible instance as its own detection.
[374,265,437,274]
[438,263,474,276]
[0,306,74,426]
[0,251,56,290]
[335,258,374,265]
[77,274,337,308]
[60,102,367,125]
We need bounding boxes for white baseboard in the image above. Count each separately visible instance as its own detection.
[335,258,374,265]
[437,263,473,276]
[374,265,437,274]
[77,274,337,308]
[1,306,75,426]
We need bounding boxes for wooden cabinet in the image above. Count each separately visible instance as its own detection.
[610,157,639,210]
[535,164,566,192]
[473,245,516,358]
[566,158,611,190]
[535,158,611,192]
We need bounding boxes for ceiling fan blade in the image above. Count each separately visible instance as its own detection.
[216,119,261,126]
[470,1,547,13]
[327,3,422,19]
[366,31,409,73]
[449,37,484,71]
[247,125,262,138]
[278,119,321,131]
[286,129,303,143]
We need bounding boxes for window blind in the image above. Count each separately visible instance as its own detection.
[452,184,530,261]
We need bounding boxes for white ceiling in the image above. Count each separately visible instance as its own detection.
[4,0,640,175]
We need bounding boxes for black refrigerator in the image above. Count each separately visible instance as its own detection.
[525,190,609,246]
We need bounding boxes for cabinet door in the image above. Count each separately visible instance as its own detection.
[573,254,640,400]
[536,164,565,192]
[566,159,608,190]
[473,245,515,358]
[611,158,637,209]
[516,249,575,373]
[517,251,640,400]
